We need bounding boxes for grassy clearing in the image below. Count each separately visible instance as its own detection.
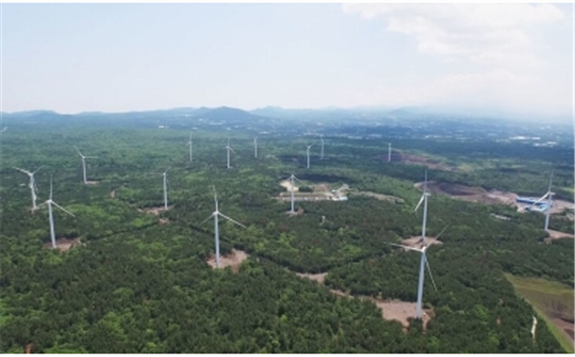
[505,273,574,353]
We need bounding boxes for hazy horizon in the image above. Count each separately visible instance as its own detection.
[2,3,573,121]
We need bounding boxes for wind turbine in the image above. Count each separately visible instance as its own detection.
[162,167,170,211]
[388,142,392,162]
[201,186,245,268]
[40,176,75,249]
[253,137,258,158]
[306,143,314,169]
[414,171,431,243]
[186,132,193,163]
[532,171,554,231]
[320,135,325,160]
[225,138,236,169]
[386,224,449,320]
[13,166,42,211]
[286,172,304,215]
[74,146,97,184]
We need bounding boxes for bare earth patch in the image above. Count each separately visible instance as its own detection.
[296,272,328,284]
[85,180,99,185]
[381,153,454,171]
[280,180,299,192]
[43,237,85,252]
[206,249,249,273]
[415,181,518,206]
[285,207,305,216]
[352,191,404,203]
[544,229,574,243]
[138,206,172,216]
[401,236,444,248]
[159,218,170,225]
[329,289,433,330]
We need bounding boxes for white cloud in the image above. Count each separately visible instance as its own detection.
[341,3,570,118]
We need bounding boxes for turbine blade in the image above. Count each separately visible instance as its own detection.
[51,201,75,217]
[414,195,425,212]
[49,175,53,200]
[32,166,43,174]
[74,145,84,157]
[13,166,31,175]
[424,254,438,292]
[428,223,450,245]
[548,170,554,192]
[229,147,236,155]
[218,212,246,228]
[532,193,549,207]
[200,213,214,226]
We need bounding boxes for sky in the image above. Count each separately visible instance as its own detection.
[2,3,573,120]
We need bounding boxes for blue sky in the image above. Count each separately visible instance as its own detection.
[2,3,573,120]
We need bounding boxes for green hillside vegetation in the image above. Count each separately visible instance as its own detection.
[0,116,573,353]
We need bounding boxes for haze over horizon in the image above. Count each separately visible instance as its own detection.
[2,3,573,121]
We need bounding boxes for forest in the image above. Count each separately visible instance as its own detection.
[0,111,573,353]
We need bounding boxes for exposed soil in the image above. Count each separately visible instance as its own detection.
[401,236,444,248]
[352,191,404,203]
[415,181,518,206]
[285,207,305,216]
[329,289,433,330]
[380,152,454,171]
[544,229,574,243]
[158,218,170,225]
[25,343,33,354]
[43,237,84,252]
[296,272,328,284]
[280,180,299,192]
[85,180,99,185]
[138,206,172,216]
[206,249,249,273]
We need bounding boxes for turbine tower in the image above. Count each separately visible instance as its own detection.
[254,137,258,158]
[201,187,245,268]
[414,171,431,244]
[186,132,193,163]
[320,135,325,160]
[532,171,554,231]
[286,173,304,215]
[74,146,97,184]
[40,176,75,249]
[306,144,314,169]
[388,142,392,162]
[386,225,448,320]
[162,167,170,210]
[225,138,236,169]
[13,166,42,211]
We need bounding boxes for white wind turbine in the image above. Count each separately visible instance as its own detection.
[201,186,245,268]
[386,225,449,320]
[414,171,431,243]
[306,143,314,169]
[254,137,258,158]
[388,142,392,162]
[74,146,97,184]
[531,171,554,231]
[225,138,236,169]
[286,172,304,215]
[40,176,75,249]
[320,135,325,160]
[162,167,170,211]
[13,166,42,211]
[186,132,193,163]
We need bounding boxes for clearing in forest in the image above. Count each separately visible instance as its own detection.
[138,206,172,216]
[43,237,84,252]
[380,152,454,171]
[206,249,249,273]
[294,272,433,330]
[505,273,574,353]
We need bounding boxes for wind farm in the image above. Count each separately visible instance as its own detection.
[1,107,573,354]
